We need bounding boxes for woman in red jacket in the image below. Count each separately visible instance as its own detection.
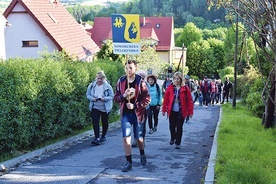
[162,72,194,149]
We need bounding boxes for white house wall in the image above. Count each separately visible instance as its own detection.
[0,27,5,60]
[157,51,170,63]
[0,15,7,60]
[5,3,57,59]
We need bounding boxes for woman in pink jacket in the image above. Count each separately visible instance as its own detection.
[162,72,194,149]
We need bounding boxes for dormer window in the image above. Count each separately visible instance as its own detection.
[156,24,160,28]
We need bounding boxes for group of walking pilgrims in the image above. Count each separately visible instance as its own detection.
[86,59,232,172]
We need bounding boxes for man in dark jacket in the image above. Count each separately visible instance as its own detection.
[221,77,232,104]
[200,76,211,109]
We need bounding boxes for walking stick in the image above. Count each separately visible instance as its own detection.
[126,55,130,103]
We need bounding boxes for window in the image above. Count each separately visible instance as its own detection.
[22,41,38,47]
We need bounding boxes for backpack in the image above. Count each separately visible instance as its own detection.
[186,81,195,92]
[156,83,161,97]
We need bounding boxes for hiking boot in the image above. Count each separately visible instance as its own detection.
[169,140,174,145]
[140,155,147,166]
[91,138,100,145]
[153,126,157,132]
[149,129,154,134]
[122,161,132,172]
[100,136,106,142]
[175,144,181,149]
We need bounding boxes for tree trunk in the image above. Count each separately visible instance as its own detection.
[264,65,275,128]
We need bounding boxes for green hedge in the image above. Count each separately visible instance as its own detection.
[0,58,124,156]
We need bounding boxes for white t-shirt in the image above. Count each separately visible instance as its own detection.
[94,84,104,99]
[93,84,105,112]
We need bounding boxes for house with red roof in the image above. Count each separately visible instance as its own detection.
[88,16,182,64]
[3,0,100,61]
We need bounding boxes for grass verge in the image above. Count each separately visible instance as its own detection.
[215,103,276,184]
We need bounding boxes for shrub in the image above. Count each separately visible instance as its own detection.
[0,58,124,157]
[219,66,234,78]
[245,78,265,117]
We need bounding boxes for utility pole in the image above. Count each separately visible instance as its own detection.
[182,43,187,76]
[233,0,239,107]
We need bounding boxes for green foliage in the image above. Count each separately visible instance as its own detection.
[246,91,264,118]
[202,27,227,40]
[245,78,265,117]
[186,40,214,78]
[216,103,276,183]
[66,0,227,29]
[207,38,225,76]
[191,17,206,29]
[175,22,203,47]
[91,59,125,87]
[223,23,245,66]
[236,65,265,117]
[96,40,124,62]
[129,42,167,76]
[250,48,273,77]
[0,57,123,158]
[174,28,183,41]
[219,66,234,78]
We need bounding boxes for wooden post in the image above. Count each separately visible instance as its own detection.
[126,55,130,103]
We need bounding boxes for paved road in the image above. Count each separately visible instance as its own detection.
[0,104,220,184]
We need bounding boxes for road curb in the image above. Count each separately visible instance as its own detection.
[0,121,121,171]
[204,107,222,183]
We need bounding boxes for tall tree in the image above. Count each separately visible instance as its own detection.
[209,0,276,128]
[176,22,203,47]
[139,0,155,16]
[223,23,244,66]
[186,40,213,78]
[207,38,225,77]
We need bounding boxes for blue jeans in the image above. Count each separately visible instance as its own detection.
[198,94,203,105]
[121,113,144,140]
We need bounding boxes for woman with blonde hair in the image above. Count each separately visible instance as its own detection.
[86,70,114,145]
[162,72,194,149]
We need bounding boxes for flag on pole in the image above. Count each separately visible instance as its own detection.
[111,14,141,54]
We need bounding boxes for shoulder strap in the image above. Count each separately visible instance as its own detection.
[90,79,96,90]
[156,83,161,96]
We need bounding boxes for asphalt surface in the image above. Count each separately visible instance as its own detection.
[0,103,220,184]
